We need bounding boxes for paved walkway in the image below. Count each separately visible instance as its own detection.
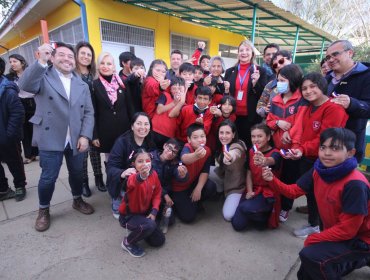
[0,159,369,280]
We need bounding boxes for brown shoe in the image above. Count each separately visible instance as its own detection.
[72,197,94,215]
[296,205,309,214]
[35,208,50,232]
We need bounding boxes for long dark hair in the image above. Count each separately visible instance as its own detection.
[130,112,156,149]
[215,120,245,166]
[147,59,167,77]
[8,54,28,76]
[74,41,97,78]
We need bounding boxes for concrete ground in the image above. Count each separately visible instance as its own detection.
[0,159,369,280]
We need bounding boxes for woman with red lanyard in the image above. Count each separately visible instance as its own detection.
[225,40,267,147]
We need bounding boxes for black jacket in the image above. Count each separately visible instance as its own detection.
[224,64,267,124]
[0,76,24,146]
[326,62,370,162]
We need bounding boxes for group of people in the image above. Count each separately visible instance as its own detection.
[0,37,369,279]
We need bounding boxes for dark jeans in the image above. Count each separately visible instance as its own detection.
[298,239,370,280]
[21,98,38,159]
[38,145,84,207]
[119,214,165,247]
[0,142,26,192]
[171,178,217,223]
[231,193,273,231]
[82,145,103,180]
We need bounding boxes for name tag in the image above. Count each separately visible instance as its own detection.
[237,90,244,101]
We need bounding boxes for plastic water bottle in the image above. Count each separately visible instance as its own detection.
[160,207,172,234]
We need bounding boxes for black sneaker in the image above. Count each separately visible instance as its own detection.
[0,188,16,201]
[15,187,26,202]
[121,239,145,258]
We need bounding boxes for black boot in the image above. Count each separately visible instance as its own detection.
[95,175,107,192]
[82,179,92,197]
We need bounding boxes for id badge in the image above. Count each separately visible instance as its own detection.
[237,90,244,101]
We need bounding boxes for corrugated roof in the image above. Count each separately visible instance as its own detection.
[117,0,337,53]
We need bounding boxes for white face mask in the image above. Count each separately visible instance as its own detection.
[276,81,289,94]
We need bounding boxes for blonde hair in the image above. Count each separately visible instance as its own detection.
[237,40,256,64]
[97,52,116,73]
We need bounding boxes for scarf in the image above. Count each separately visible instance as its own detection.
[314,157,357,183]
[99,74,124,104]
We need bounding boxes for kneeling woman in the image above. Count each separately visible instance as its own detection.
[232,123,282,230]
[119,149,165,258]
[215,120,247,221]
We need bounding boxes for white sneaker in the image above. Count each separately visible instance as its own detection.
[279,210,289,222]
[112,212,119,220]
[293,224,320,238]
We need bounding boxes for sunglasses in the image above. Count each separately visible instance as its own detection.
[272,57,286,69]
[324,50,347,61]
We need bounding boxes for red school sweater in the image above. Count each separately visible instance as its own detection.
[152,91,178,138]
[119,171,162,215]
[141,76,163,119]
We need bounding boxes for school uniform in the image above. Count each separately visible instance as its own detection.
[141,76,163,119]
[207,113,236,154]
[268,157,370,279]
[176,104,213,143]
[232,148,281,230]
[118,171,165,247]
[185,83,197,105]
[171,143,216,223]
[124,73,143,120]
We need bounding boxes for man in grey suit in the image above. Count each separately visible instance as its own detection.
[19,42,95,232]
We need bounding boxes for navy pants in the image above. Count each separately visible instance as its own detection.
[38,145,84,207]
[171,178,217,223]
[231,193,273,231]
[0,142,26,192]
[298,239,370,280]
[119,214,165,247]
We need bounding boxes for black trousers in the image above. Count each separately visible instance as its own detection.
[0,142,26,192]
[235,116,253,148]
[298,239,370,280]
[171,178,217,223]
[119,214,165,247]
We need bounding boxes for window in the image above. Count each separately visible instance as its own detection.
[49,19,83,46]
[100,20,154,48]
[171,34,208,60]
[218,44,238,59]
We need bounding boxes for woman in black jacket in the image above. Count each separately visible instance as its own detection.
[224,40,267,147]
[75,42,105,196]
[92,52,131,162]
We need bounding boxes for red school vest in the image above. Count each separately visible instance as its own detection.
[313,169,370,244]
[172,143,211,192]
[152,91,177,138]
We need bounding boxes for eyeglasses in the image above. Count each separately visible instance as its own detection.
[165,145,178,156]
[324,50,347,61]
[272,57,286,69]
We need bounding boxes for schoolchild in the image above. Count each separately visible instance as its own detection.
[265,64,304,222]
[141,59,170,119]
[214,120,247,221]
[119,149,165,258]
[199,54,211,77]
[151,138,188,228]
[231,123,282,231]
[118,51,136,82]
[179,63,197,105]
[194,65,204,87]
[124,58,146,119]
[176,86,213,143]
[283,73,348,237]
[172,124,217,223]
[191,41,206,66]
[152,77,186,149]
[262,128,370,280]
[207,96,237,153]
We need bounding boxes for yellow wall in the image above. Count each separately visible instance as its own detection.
[85,0,245,64]
[2,0,245,63]
[1,1,80,54]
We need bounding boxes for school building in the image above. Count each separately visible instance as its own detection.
[0,0,337,71]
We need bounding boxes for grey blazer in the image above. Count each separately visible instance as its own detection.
[18,61,94,155]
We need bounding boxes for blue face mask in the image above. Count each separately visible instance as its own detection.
[276,81,289,94]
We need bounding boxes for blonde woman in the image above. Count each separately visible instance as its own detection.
[92,52,130,162]
[224,40,267,147]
